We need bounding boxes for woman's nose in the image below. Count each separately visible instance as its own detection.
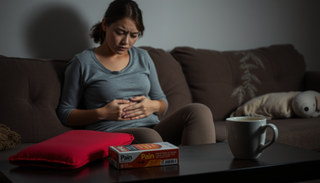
[121,35,129,45]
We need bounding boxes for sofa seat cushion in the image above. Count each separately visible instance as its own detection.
[215,117,320,151]
[0,56,72,143]
[171,45,306,121]
[9,130,134,169]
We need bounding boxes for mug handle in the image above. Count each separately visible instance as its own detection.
[258,123,278,153]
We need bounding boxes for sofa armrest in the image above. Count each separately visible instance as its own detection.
[305,71,320,92]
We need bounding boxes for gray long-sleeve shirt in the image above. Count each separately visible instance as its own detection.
[57,46,168,132]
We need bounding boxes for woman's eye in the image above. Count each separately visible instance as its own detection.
[116,31,124,35]
[131,35,137,38]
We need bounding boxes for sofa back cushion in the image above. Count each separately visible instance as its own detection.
[171,44,306,121]
[0,56,71,143]
[140,47,192,120]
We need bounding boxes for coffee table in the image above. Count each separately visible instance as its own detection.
[1,142,320,183]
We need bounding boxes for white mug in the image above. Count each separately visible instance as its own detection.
[226,116,278,159]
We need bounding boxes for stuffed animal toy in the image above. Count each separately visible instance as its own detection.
[292,90,320,118]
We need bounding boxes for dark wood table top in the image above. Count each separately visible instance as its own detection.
[1,142,320,183]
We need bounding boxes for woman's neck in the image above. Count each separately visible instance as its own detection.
[94,45,130,72]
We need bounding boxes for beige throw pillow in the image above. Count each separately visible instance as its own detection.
[231,92,301,120]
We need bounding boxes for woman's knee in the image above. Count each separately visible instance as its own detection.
[183,103,213,120]
[180,103,216,145]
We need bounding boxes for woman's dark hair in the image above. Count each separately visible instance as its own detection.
[90,0,144,44]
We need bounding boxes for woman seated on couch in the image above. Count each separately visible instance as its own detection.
[57,0,215,146]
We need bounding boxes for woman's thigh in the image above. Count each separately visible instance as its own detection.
[153,103,216,146]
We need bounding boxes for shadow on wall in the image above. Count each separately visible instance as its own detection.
[24,3,91,59]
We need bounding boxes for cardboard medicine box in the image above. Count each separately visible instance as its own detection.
[109,142,179,169]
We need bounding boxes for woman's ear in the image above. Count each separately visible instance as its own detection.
[102,18,107,32]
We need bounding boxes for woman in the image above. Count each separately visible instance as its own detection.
[57,0,215,146]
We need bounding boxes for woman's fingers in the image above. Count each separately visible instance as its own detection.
[114,99,131,104]
[129,96,145,102]
[122,102,149,120]
[118,96,158,120]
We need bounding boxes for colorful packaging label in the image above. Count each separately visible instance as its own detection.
[109,142,179,169]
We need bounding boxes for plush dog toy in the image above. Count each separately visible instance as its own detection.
[292,90,320,118]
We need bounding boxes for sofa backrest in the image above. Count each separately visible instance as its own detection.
[171,44,306,121]
[0,56,71,143]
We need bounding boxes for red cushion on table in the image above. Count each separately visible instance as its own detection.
[9,130,134,169]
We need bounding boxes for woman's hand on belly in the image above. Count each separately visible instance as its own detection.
[98,99,133,121]
[121,96,165,120]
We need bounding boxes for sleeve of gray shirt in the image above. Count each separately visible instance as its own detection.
[57,57,84,126]
[144,50,169,115]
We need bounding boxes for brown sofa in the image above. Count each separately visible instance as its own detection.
[1,44,320,164]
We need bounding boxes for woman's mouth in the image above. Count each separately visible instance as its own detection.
[118,46,128,51]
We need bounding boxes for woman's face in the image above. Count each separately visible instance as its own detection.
[102,17,139,55]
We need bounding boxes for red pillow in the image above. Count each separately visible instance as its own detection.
[9,130,134,169]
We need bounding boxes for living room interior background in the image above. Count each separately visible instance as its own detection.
[0,0,319,71]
